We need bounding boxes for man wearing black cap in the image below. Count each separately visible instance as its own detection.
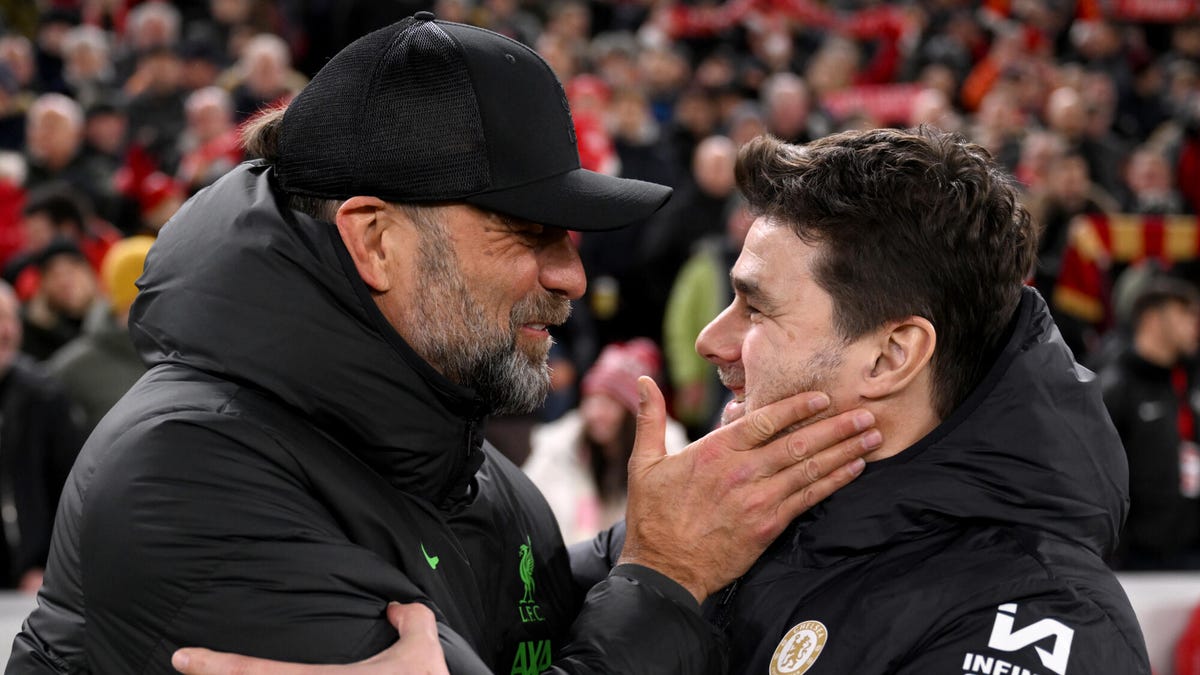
[9,15,877,675]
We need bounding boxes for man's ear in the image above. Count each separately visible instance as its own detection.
[860,317,936,399]
[335,196,394,292]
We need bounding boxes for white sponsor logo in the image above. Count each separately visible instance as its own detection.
[962,652,1042,675]
[987,603,1074,675]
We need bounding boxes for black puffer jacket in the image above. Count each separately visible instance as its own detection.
[576,290,1149,674]
[7,163,723,674]
[712,289,1149,674]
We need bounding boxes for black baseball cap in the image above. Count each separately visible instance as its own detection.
[276,12,671,231]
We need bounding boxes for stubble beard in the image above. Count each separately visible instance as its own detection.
[719,342,845,430]
[405,221,571,416]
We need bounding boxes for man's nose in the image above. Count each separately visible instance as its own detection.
[696,304,741,365]
[540,232,587,300]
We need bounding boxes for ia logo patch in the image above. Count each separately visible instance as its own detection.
[770,620,828,675]
[987,603,1074,675]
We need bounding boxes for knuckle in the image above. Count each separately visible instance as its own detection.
[752,517,779,544]
[748,410,777,440]
[786,433,809,461]
[742,490,768,515]
[801,486,818,510]
[719,465,751,494]
[803,457,823,484]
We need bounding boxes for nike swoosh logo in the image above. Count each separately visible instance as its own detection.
[421,543,439,570]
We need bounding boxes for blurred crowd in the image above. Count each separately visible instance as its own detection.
[0,0,1198,593]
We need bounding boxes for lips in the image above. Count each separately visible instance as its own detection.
[718,366,747,426]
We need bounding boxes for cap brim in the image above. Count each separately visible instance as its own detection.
[462,169,672,231]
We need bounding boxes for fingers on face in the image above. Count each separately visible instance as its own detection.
[759,408,877,477]
[727,391,832,449]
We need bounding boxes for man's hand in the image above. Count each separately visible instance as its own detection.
[171,602,448,675]
[619,377,879,603]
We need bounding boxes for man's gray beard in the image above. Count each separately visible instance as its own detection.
[404,213,569,415]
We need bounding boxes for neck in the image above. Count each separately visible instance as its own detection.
[855,386,941,463]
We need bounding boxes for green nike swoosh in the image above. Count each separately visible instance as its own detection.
[421,543,440,570]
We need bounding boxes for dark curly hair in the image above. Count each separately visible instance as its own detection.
[735,128,1037,418]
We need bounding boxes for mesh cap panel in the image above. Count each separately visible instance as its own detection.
[353,23,488,199]
[277,18,488,201]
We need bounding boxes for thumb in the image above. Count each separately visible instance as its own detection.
[630,376,667,471]
[388,602,439,639]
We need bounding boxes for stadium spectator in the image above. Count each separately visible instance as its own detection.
[1122,145,1189,214]
[1025,149,1119,298]
[48,235,152,433]
[20,240,102,361]
[124,46,187,173]
[760,72,831,145]
[524,339,688,544]
[1101,276,1200,570]
[60,25,118,110]
[226,33,303,123]
[176,86,242,194]
[638,134,738,344]
[24,93,114,213]
[0,280,85,595]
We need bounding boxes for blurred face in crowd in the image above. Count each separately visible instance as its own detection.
[546,2,590,42]
[729,110,765,148]
[211,0,252,25]
[86,110,127,156]
[1017,131,1063,188]
[1047,155,1091,207]
[186,90,233,143]
[674,89,717,136]
[1152,300,1200,361]
[244,45,288,97]
[0,37,35,87]
[805,38,858,96]
[1126,150,1173,197]
[20,211,57,252]
[697,218,861,428]
[536,34,577,82]
[37,20,71,58]
[64,37,110,81]
[639,47,689,96]
[365,204,582,415]
[750,25,794,73]
[434,0,470,24]
[131,13,176,51]
[765,79,809,140]
[139,51,184,94]
[40,255,97,319]
[692,136,737,198]
[581,393,627,448]
[27,106,82,169]
[0,285,20,374]
[1045,88,1088,140]
[611,91,652,142]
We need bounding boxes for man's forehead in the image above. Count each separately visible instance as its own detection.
[732,216,819,295]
